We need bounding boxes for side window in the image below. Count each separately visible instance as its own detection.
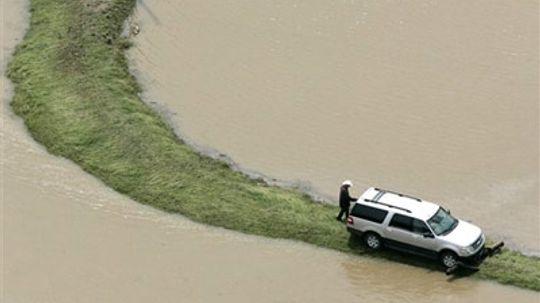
[351,204,388,224]
[412,219,431,235]
[389,214,413,232]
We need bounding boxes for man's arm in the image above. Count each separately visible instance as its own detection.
[347,191,358,202]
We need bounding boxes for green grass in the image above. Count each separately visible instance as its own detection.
[7,0,540,291]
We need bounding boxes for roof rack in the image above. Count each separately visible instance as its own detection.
[374,188,422,202]
[364,199,412,213]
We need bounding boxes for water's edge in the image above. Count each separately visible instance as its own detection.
[6,0,539,291]
[125,0,539,255]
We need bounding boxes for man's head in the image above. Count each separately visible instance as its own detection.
[341,180,353,188]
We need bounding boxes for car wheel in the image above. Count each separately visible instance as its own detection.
[363,232,382,250]
[440,250,458,268]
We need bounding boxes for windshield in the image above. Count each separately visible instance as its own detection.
[427,207,458,236]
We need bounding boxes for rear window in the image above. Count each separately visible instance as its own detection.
[351,204,388,224]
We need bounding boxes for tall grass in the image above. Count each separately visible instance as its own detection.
[7,0,540,291]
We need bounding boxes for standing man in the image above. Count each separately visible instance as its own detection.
[336,180,358,221]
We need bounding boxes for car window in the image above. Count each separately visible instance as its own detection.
[351,204,388,224]
[427,207,458,236]
[389,214,413,232]
[412,219,431,235]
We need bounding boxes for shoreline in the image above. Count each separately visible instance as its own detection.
[6,0,540,291]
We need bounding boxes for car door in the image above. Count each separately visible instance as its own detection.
[410,218,438,258]
[385,214,437,258]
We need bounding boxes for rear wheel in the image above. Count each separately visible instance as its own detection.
[440,250,458,268]
[363,232,382,250]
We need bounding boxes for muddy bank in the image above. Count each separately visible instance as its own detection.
[127,0,539,254]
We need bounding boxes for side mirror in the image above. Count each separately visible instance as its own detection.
[423,232,434,238]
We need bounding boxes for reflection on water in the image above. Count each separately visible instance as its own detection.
[128,0,539,254]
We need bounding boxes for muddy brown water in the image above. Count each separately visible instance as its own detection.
[2,0,539,302]
[127,0,539,254]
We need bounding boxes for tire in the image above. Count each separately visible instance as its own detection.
[440,250,459,268]
[363,232,382,250]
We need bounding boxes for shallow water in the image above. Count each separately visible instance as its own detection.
[2,0,540,302]
[128,0,539,254]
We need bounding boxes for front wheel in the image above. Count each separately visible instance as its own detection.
[440,250,459,268]
[363,232,382,250]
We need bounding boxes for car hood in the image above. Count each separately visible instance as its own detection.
[439,220,482,247]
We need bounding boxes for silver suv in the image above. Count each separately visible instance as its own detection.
[346,187,486,268]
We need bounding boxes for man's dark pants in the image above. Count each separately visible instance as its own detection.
[336,206,349,221]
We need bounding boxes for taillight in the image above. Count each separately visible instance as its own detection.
[347,216,353,224]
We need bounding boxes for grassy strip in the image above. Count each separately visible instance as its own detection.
[7,0,540,291]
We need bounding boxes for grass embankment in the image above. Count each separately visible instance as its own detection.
[7,0,540,291]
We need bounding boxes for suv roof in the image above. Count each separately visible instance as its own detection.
[358,187,440,221]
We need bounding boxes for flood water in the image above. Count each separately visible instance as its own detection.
[128,0,539,254]
[2,0,540,302]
